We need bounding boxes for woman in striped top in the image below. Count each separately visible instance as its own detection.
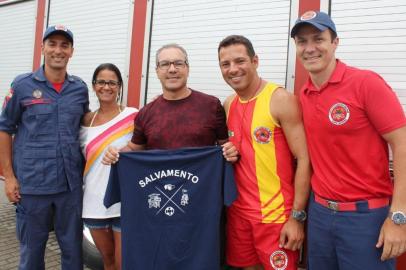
[80,63,137,270]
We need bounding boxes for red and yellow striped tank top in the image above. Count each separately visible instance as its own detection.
[227,82,294,223]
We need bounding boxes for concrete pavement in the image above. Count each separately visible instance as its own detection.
[0,181,91,270]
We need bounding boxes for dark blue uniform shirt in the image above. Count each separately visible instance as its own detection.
[0,66,89,194]
[104,146,237,270]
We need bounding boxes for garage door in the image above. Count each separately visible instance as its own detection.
[331,0,406,111]
[145,0,292,104]
[0,0,36,108]
[47,0,134,110]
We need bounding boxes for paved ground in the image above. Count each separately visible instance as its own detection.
[0,181,91,270]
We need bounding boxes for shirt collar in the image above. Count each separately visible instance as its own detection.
[32,65,74,83]
[303,59,346,94]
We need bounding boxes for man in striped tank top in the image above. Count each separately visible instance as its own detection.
[218,35,311,270]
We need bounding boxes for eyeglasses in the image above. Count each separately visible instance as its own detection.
[157,60,188,70]
[94,80,120,88]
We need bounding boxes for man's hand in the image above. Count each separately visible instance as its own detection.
[279,217,305,251]
[376,218,406,260]
[102,146,120,165]
[221,141,239,163]
[4,176,21,203]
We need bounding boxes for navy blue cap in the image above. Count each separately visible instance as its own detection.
[291,11,336,38]
[43,25,74,44]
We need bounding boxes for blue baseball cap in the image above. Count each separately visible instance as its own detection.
[43,25,74,44]
[291,11,336,38]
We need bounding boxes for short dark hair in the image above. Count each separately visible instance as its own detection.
[218,35,256,58]
[92,63,124,103]
[328,29,337,41]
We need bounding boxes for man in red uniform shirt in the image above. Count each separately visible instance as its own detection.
[291,10,406,270]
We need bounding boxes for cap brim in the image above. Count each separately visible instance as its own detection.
[43,30,73,44]
[291,21,328,38]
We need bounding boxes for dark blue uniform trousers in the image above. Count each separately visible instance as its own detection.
[307,195,395,270]
[16,188,83,270]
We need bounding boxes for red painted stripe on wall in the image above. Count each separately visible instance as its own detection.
[293,0,321,95]
[32,0,46,71]
[127,0,148,108]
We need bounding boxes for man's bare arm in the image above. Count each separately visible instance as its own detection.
[221,94,239,163]
[377,126,406,260]
[271,88,312,251]
[222,94,236,119]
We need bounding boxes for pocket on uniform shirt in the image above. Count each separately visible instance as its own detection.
[60,105,84,132]
[21,149,57,187]
[25,104,56,140]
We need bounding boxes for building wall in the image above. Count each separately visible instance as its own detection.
[46,0,134,111]
[144,0,293,103]
[1,1,406,268]
[331,0,406,112]
[1,0,405,110]
[0,0,36,104]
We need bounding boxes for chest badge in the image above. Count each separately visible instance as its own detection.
[253,126,272,144]
[329,103,350,125]
[32,89,43,99]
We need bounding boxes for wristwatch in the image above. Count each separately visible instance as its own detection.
[389,211,406,225]
[291,209,307,222]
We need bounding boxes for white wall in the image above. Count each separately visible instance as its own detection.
[332,0,406,111]
[0,0,36,107]
[47,0,134,111]
[145,0,292,104]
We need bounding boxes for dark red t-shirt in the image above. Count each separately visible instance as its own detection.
[132,89,228,149]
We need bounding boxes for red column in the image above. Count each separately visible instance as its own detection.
[32,0,46,71]
[293,1,321,95]
[127,0,148,108]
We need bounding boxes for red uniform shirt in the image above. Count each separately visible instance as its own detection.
[300,60,406,201]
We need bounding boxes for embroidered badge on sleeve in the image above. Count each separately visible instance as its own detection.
[2,88,14,110]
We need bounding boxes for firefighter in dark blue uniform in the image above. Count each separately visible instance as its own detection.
[0,25,89,270]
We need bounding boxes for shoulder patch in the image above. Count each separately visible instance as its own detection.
[2,88,14,109]
[11,72,33,88]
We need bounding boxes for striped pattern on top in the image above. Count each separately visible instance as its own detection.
[84,113,136,176]
[227,83,294,223]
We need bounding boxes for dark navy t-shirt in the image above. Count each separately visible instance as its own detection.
[104,146,237,270]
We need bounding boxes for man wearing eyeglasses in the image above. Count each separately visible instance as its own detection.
[103,43,237,156]
[102,43,239,269]
[0,25,89,270]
